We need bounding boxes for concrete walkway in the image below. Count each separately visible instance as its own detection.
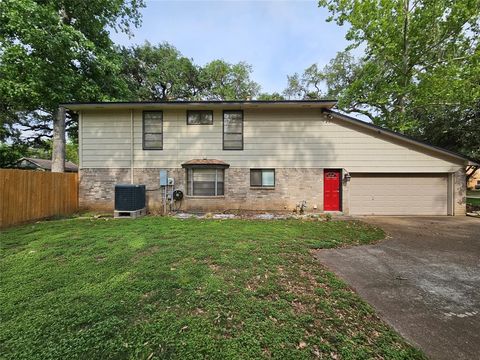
[314,216,480,360]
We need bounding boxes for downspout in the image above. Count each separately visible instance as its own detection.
[78,111,83,170]
[130,109,134,184]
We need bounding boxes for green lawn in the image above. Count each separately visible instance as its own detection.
[467,197,480,206]
[467,190,480,206]
[0,217,424,359]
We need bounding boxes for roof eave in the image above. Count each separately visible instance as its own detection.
[61,100,338,111]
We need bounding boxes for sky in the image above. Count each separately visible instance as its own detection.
[110,0,352,94]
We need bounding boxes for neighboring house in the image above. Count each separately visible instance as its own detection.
[467,169,480,190]
[16,157,78,172]
[63,100,478,215]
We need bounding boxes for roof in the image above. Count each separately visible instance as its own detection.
[61,100,338,111]
[181,159,230,168]
[17,158,79,172]
[325,110,479,166]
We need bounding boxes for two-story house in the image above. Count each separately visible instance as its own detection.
[63,100,476,215]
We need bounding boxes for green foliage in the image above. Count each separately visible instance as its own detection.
[0,142,29,167]
[314,0,480,159]
[467,197,480,206]
[0,217,424,359]
[0,139,78,167]
[119,42,202,101]
[119,42,260,102]
[201,60,260,100]
[317,0,480,126]
[282,52,360,102]
[65,141,79,164]
[257,92,285,101]
[283,64,326,100]
[0,0,145,145]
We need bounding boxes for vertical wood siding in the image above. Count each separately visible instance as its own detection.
[0,170,78,228]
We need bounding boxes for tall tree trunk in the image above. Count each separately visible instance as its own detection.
[398,0,410,119]
[51,107,66,172]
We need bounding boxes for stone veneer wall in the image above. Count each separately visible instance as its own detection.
[80,167,465,215]
[79,168,335,213]
[454,168,467,215]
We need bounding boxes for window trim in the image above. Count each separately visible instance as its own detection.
[223,110,244,151]
[186,167,225,197]
[142,110,163,150]
[250,169,275,188]
[186,110,214,125]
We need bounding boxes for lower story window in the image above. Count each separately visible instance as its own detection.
[187,168,224,196]
[250,169,275,187]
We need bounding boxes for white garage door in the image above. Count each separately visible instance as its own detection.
[350,174,448,215]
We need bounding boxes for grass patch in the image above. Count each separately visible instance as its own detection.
[0,217,424,359]
[467,197,480,206]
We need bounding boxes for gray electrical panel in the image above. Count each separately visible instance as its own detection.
[159,169,168,186]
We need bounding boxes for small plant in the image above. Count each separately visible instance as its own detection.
[325,213,332,221]
[295,200,307,214]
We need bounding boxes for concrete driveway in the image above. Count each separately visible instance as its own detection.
[315,217,480,360]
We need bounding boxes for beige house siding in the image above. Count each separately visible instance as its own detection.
[78,106,468,215]
[80,108,464,172]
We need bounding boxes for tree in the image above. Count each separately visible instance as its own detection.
[283,64,326,100]
[0,142,29,168]
[119,42,203,101]
[0,0,145,169]
[201,60,260,100]
[318,0,480,132]
[119,44,261,101]
[257,92,285,101]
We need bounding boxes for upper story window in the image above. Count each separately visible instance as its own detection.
[223,110,243,150]
[250,169,275,188]
[143,111,163,150]
[187,110,213,125]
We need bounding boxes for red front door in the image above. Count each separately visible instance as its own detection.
[324,169,341,211]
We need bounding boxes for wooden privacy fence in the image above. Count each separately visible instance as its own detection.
[0,169,78,228]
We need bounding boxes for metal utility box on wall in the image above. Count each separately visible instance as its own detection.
[159,170,168,186]
[114,185,146,218]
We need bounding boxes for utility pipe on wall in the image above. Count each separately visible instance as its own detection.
[130,109,134,184]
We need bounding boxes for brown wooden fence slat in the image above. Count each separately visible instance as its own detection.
[0,169,78,228]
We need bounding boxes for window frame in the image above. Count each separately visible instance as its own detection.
[250,169,275,188]
[186,110,214,125]
[186,167,225,197]
[223,110,244,151]
[142,110,163,150]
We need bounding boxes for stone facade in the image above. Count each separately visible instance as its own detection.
[79,167,344,213]
[79,168,130,210]
[454,168,467,216]
[80,167,466,215]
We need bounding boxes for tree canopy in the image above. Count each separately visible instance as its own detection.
[0,0,145,143]
[282,0,480,160]
[119,43,260,101]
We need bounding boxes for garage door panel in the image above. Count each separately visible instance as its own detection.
[350,174,448,215]
[351,186,445,196]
